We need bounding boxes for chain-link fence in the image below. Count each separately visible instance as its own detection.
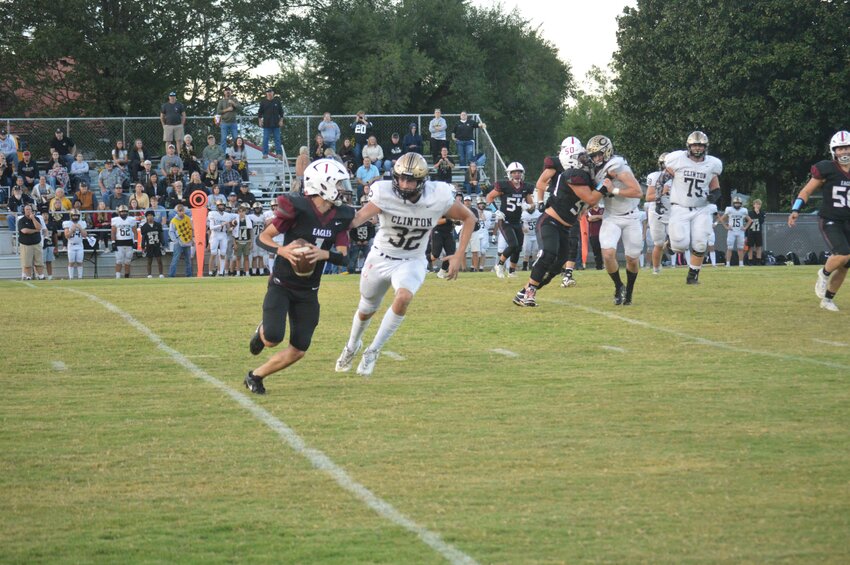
[711,212,827,258]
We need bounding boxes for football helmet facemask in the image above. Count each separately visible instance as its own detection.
[117,204,129,218]
[686,131,709,159]
[658,152,668,170]
[303,158,348,204]
[829,130,850,165]
[392,153,428,201]
[586,135,614,168]
[732,196,742,209]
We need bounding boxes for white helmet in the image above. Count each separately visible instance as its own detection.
[506,161,524,180]
[559,140,588,171]
[829,131,850,164]
[686,131,709,159]
[303,158,348,203]
[560,136,582,153]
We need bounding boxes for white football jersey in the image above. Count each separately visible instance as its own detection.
[233,214,254,242]
[520,208,541,239]
[724,206,749,232]
[369,180,455,259]
[595,156,641,216]
[664,150,723,208]
[208,210,232,234]
[63,220,87,246]
[111,215,137,242]
[646,170,672,215]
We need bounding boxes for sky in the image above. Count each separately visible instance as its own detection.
[471,0,637,86]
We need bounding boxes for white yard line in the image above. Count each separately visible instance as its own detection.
[542,297,850,371]
[51,360,67,371]
[20,280,37,289]
[65,288,477,565]
[490,348,519,358]
[600,345,626,353]
[382,351,406,361]
[811,338,848,347]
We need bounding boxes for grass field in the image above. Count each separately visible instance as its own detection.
[2,266,849,564]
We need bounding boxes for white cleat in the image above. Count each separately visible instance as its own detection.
[335,341,361,372]
[436,269,448,279]
[494,264,506,279]
[815,269,829,299]
[561,276,577,287]
[356,348,380,377]
[820,298,839,312]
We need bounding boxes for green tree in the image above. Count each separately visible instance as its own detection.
[0,0,308,116]
[560,66,621,156]
[612,0,850,210]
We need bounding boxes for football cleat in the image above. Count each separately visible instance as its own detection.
[522,286,538,307]
[249,323,264,355]
[494,264,506,279]
[820,298,839,312]
[512,288,526,306]
[507,270,517,278]
[335,341,361,372]
[686,269,700,285]
[815,269,829,299]
[613,285,626,305]
[561,275,577,287]
[244,372,266,395]
[436,269,448,279]
[356,348,380,377]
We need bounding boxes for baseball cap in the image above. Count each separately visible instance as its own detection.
[168,91,176,96]
[265,87,274,93]
[23,150,30,157]
[392,132,400,137]
[463,195,472,201]
[55,128,63,133]
[228,192,238,198]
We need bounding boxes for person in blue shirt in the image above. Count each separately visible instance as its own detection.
[355,157,381,201]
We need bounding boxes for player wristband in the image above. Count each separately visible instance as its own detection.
[595,181,605,191]
[612,187,621,196]
[791,198,805,212]
[327,250,346,266]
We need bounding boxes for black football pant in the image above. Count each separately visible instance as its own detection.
[531,214,572,288]
[499,221,524,266]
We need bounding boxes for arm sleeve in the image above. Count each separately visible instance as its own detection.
[271,195,296,233]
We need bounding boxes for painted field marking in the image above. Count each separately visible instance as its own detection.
[542,297,850,371]
[811,338,848,347]
[51,360,67,371]
[65,288,477,565]
[600,345,626,353]
[490,348,519,358]
[20,280,37,289]
[383,351,406,361]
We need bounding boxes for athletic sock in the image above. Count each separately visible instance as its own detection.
[626,269,638,297]
[347,312,372,351]
[563,267,574,279]
[608,269,623,288]
[369,309,405,352]
[509,267,515,274]
[77,267,84,279]
[440,260,449,271]
[115,272,121,279]
[823,267,832,277]
[709,251,716,265]
[825,290,836,300]
[68,266,74,279]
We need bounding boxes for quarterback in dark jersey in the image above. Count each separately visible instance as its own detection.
[535,136,584,287]
[486,161,534,277]
[788,130,850,312]
[244,159,354,394]
[514,142,607,307]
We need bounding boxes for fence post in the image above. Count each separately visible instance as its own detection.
[122,118,126,145]
[66,118,70,136]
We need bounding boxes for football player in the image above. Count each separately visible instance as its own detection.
[111,204,137,278]
[520,201,541,271]
[746,199,765,265]
[587,135,644,305]
[335,153,476,376]
[430,213,456,278]
[664,131,724,284]
[249,202,266,275]
[63,208,87,279]
[208,199,233,276]
[487,161,534,277]
[719,196,752,267]
[245,159,354,394]
[514,141,606,307]
[645,152,671,274]
[475,196,492,270]
[788,130,850,311]
[140,209,165,278]
[232,203,254,276]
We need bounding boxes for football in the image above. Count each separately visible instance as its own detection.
[291,238,316,277]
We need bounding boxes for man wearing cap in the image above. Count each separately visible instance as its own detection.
[202,134,225,169]
[219,158,241,195]
[382,132,403,174]
[159,144,183,178]
[75,181,95,211]
[257,87,284,159]
[63,207,88,279]
[18,204,45,280]
[17,150,38,190]
[160,92,187,153]
[140,209,165,278]
[236,182,256,207]
[98,160,121,195]
[107,183,130,210]
[8,182,33,232]
[1,129,19,167]
[49,129,76,170]
[215,87,242,153]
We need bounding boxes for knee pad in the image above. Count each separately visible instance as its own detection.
[691,249,705,257]
[263,325,285,345]
[501,244,517,260]
[535,250,558,272]
[358,297,380,316]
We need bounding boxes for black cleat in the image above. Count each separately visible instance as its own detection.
[622,296,633,306]
[613,285,626,305]
[244,372,266,395]
[249,323,264,355]
[686,269,700,285]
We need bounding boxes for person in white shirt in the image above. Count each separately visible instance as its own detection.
[110,205,137,278]
[207,199,234,276]
[719,196,752,267]
[63,208,87,279]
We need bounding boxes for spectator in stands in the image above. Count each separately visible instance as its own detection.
[219,158,241,195]
[236,181,256,207]
[180,134,201,175]
[382,132,403,173]
[148,195,169,246]
[202,134,225,169]
[362,135,383,169]
[75,181,95,211]
[165,165,184,193]
[95,181,110,209]
[18,204,45,280]
[128,197,145,224]
[258,87,284,159]
[0,153,13,188]
[215,86,242,153]
[132,182,150,209]
[137,159,155,186]
[464,161,481,195]
[433,146,454,183]
[294,146,309,192]
[202,160,220,190]
[32,177,55,212]
[186,171,205,196]
[228,136,250,181]
[355,156,381,200]
[98,160,120,194]
[350,111,373,165]
[429,108,448,162]
[208,184,226,209]
[46,160,69,191]
[403,122,423,155]
[49,129,76,170]
[92,201,112,248]
[159,144,183,177]
[312,133,327,161]
[50,187,73,211]
[160,91,186,153]
[7,184,33,232]
[17,151,38,190]
[146,172,168,202]
[69,153,90,193]
[318,112,341,151]
[107,183,130,210]
[0,128,18,167]
[168,203,194,277]
[167,180,188,210]
[46,149,63,174]
[112,140,128,169]
[452,111,486,166]
[127,138,148,181]
[338,138,355,167]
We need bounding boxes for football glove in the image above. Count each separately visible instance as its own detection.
[595,182,609,197]
[655,201,667,216]
[537,202,546,213]
[494,210,506,222]
[706,189,721,205]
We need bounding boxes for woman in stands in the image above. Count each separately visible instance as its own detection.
[229,136,250,181]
